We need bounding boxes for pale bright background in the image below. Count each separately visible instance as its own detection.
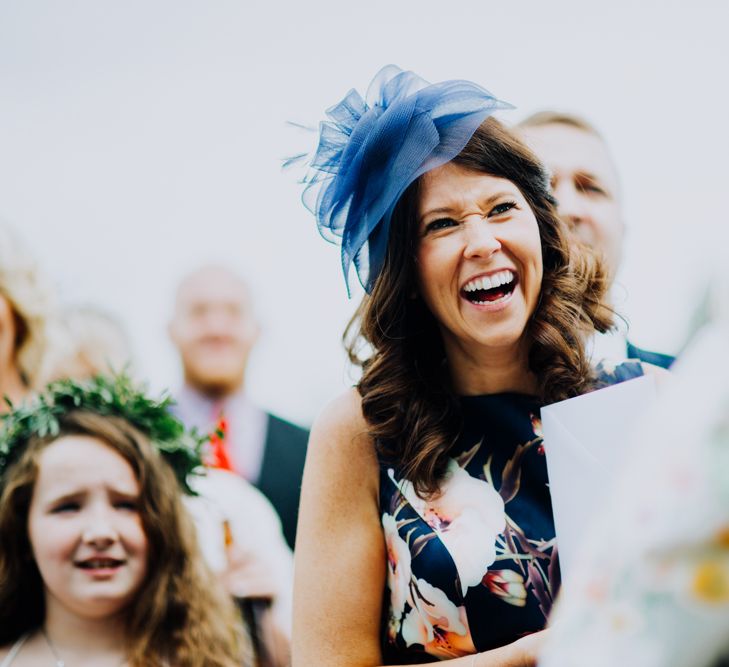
[1,0,726,426]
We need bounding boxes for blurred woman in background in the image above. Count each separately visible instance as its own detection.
[0,221,51,410]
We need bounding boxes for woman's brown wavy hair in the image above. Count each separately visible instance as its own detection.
[346,117,614,497]
[0,411,252,667]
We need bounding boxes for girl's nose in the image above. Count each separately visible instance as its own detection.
[81,510,118,549]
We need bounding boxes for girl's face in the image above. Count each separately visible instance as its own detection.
[28,435,148,620]
[415,162,543,358]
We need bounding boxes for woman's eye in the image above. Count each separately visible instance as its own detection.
[424,218,457,233]
[490,201,516,216]
[51,502,80,513]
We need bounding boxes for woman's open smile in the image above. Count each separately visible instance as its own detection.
[416,163,543,358]
[461,268,519,310]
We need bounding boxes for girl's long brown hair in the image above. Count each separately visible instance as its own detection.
[346,117,614,497]
[0,411,252,667]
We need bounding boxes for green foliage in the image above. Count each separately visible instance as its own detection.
[0,373,205,494]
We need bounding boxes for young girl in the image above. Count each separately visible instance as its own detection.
[0,374,252,667]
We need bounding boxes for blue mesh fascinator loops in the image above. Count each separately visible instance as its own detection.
[301,65,514,294]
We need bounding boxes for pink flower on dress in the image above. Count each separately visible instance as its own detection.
[390,458,505,595]
[401,578,476,658]
[482,568,528,607]
[382,512,413,636]
[530,413,543,438]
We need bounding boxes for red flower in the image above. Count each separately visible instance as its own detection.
[205,413,234,471]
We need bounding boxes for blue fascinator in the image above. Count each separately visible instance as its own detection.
[300,65,513,294]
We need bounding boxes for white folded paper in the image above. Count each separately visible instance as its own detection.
[541,374,657,584]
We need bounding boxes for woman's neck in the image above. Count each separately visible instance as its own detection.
[445,338,537,396]
[43,601,128,657]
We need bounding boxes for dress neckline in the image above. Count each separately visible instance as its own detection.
[459,391,540,402]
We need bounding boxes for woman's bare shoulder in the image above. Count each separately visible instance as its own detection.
[313,387,368,432]
[306,387,378,492]
[310,388,372,453]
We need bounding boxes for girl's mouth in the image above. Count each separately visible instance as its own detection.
[76,557,125,570]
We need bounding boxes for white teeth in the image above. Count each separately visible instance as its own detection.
[464,270,514,292]
[471,291,511,306]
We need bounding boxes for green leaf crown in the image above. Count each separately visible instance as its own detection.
[0,373,205,494]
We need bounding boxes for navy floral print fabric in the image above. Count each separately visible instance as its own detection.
[378,361,645,663]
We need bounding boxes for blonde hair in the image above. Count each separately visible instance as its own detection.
[46,304,134,381]
[0,222,52,388]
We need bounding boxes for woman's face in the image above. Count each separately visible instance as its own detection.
[28,435,148,620]
[416,162,543,357]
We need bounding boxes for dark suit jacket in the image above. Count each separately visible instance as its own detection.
[626,341,675,369]
[256,413,309,550]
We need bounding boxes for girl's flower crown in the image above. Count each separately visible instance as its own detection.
[0,373,205,494]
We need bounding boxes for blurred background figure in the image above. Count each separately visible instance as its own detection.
[44,303,134,381]
[518,112,673,368]
[169,264,308,548]
[186,468,293,667]
[0,222,52,411]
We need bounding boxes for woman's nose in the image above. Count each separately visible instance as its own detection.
[463,220,501,259]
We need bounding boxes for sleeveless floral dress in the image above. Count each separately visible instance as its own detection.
[378,361,644,663]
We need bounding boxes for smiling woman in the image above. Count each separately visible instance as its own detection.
[415,164,544,378]
[0,376,252,667]
[292,66,661,667]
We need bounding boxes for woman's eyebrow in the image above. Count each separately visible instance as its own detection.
[420,191,517,223]
[419,206,456,224]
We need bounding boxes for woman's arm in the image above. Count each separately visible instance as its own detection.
[292,389,547,667]
[292,388,385,666]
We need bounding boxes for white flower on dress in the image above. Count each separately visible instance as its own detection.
[389,458,505,595]
[382,512,413,634]
[401,577,476,658]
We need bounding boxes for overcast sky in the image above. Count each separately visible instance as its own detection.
[1,0,726,425]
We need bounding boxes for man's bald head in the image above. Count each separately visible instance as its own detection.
[170,265,259,397]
